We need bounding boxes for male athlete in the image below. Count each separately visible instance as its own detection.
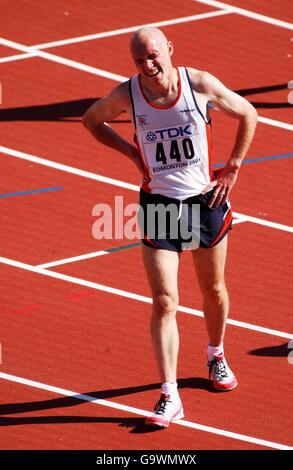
[83,27,257,428]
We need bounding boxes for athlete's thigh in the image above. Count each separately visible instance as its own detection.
[141,244,180,297]
[192,235,228,289]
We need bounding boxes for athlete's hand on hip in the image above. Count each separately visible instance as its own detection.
[202,165,238,208]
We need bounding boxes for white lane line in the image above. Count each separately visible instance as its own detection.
[38,224,246,269]
[213,104,293,131]
[0,37,292,132]
[34,10,231,49]
[233,211,293,233]
[36,244,140,269]
[1,144,293,233]
[0,372,291,450]
[194,0,293,30]
[0,255,292,340]
[0,145,138,192]
[0,52,36,64]
[36,249,110,269]
[0,11,230,64]
[37,223,246,269]
[257,115,293,132]
[35,219,247,269]
[0,37,128,82]
[232,218,247,225]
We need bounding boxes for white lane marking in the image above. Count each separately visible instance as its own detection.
[36,244,140,269]
[213,104,293,131]
[0,255,292,340]
[233,211,293,233]
[0,11,230,64]
[0,145,138,191]
[232,218,247,225]
[194,0,293,30]
[38,219,245,269]
[0,37,128,82]
[36,250,110,269]
[35,217,243,269]
[1,144,293,233]
[0,371,291,450]
[0,37,291,131]
[0,52,36,64]
[37,224,247,268]
[34,10,231,49]
[257,115,293,132]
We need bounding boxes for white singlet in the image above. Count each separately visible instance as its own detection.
[129,67,213,200]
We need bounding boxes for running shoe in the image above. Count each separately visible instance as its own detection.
[145,393,184,428]
[208,353,238,391]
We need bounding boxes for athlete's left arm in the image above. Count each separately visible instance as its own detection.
[189,69,258,207]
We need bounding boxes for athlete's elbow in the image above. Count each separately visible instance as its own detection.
[247,106,258,132]
[245,101,258,123]
[83,110,105,136]
[249,103,258,121]
[82,110,92,130]
[239,102,257,126]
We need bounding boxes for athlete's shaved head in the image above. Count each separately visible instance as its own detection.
[130,27,174,81]
[130,27,168,54]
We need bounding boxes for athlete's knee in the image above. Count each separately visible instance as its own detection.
[201,281,226,300]
[153,293,178,317]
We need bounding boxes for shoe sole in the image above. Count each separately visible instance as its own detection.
[145,408,184,428]
[213,380,238,392]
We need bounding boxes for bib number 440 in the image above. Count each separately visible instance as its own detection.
[156,138,195,165]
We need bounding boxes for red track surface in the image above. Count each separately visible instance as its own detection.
[0,0,292,451]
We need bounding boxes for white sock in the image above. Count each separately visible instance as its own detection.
[207,342,224,362]
[162,382,180,401]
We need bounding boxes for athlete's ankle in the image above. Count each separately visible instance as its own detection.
[207,342,224,362]
[162,381,180,402]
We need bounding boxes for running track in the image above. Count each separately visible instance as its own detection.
[0,0,292,451]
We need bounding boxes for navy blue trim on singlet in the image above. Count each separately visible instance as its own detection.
[185,67,210,124]
[128,77,137,130]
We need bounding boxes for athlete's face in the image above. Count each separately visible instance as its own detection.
[131,37,173,82]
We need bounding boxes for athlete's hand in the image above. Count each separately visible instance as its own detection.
[202,165,239,208]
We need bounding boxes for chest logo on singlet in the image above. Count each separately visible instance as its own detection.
[146,131,157,142]
[146,125,193,142]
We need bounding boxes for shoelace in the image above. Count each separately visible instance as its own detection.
[209,358,228,379]
[154,395,171,415]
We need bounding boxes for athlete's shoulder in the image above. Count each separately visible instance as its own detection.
[111,80,131,101]
[83,79,132,125]
[186,67,216,93]
[103,79,132,113]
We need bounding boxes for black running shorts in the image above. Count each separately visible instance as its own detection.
[138,188,232,252]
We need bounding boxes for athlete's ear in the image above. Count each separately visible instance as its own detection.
[167,41,174,56]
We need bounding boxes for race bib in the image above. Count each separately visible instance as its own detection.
[142,123,202,175]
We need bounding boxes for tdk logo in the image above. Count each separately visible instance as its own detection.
[146,131,157,142]
[146,125,193,142]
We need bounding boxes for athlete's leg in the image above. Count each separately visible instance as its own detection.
[141,244,180,383]
[192,235,237,391]
[192,236,229,346]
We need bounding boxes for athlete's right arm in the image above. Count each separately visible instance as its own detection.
[83,81,145,176]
